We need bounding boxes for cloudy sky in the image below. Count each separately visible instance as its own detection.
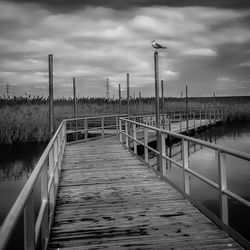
[0,0,250,98]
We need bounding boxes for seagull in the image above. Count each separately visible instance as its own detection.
[151,40,167,49]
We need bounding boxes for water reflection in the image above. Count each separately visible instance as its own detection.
[166,121,250,242]
[0,143,46,225]
[143,121,250,242]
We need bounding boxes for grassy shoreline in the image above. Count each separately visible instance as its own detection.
[1,96,250,144]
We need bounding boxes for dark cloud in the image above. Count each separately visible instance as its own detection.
[3,0,250,12]
[1,0,250,97]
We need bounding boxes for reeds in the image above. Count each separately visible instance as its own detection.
[1,96,250,144]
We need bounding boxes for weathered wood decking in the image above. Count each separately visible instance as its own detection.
[48,136,241,250]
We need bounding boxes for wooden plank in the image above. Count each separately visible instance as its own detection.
[48,136,241,250]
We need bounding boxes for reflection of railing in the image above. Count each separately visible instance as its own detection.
[0,121,67,250]
[119,117,250,249]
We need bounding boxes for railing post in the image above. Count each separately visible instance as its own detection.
[133,123,137,154]
[84,118,88,140]
[119,119,122,143]
[193,112,195,130]
[157,130,163,173]
[182,139,190,195]
[24,190,35,250]
[168,115,171,131]
[116,116,119,134]
[144,127,149,163]
[101,117,104,138]
[48,148,55,216]
[53,139,58,167]
[200,109,202,127]
[209,109,211,124]
[180,114,182,132]
[41,163,49,249]
[49,149,54,176]
[205,111,208,126]
[125,121,129,147]
[218,150,229,225]
[161,132,166,176]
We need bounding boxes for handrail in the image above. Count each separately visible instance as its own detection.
[65,114,127,122]
[121,118,249,161]
[65,114,124,142]
[119,117,250,249]
[128,108,223,132]
[0,120,66,250]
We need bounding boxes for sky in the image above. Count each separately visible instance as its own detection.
[0,0,250,98]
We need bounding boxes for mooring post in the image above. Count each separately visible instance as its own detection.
[139,92,142,123]
[154,51,160,128]
[119,84,121,114]
[185,84,188,133]
[73,77,77,141]
[126,73,131,146]
[154,51,161,172]
[127,73,130,119]
[48,54,54,139]
[161,80,165,129]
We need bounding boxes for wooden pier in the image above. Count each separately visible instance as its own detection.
[0,111,249,250]
[48,136,240,249]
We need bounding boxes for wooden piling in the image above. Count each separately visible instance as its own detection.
[73,77,77,120]
[161,80,165,129]
[154,51,160,128]
[185,84,188,132]
[48,54,54,139]
[119,84,121,114]
[139,91,142,122]
[154,51,160,172]
[73,77,77,140]
[127,73,130,119]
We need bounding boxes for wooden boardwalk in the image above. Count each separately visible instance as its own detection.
[48,136,241,250]
[87,119,219,138]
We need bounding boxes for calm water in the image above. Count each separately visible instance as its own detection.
[155,120,250,242]
[0,142,46,246]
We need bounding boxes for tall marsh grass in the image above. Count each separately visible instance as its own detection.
[1,96,250,144]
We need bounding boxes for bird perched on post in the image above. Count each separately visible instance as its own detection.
[151,40,167,49]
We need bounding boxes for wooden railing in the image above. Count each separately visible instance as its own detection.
[130,108,223,130]
[0,121,66,250]
[119,117,250,249]
[65,114,125,142]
